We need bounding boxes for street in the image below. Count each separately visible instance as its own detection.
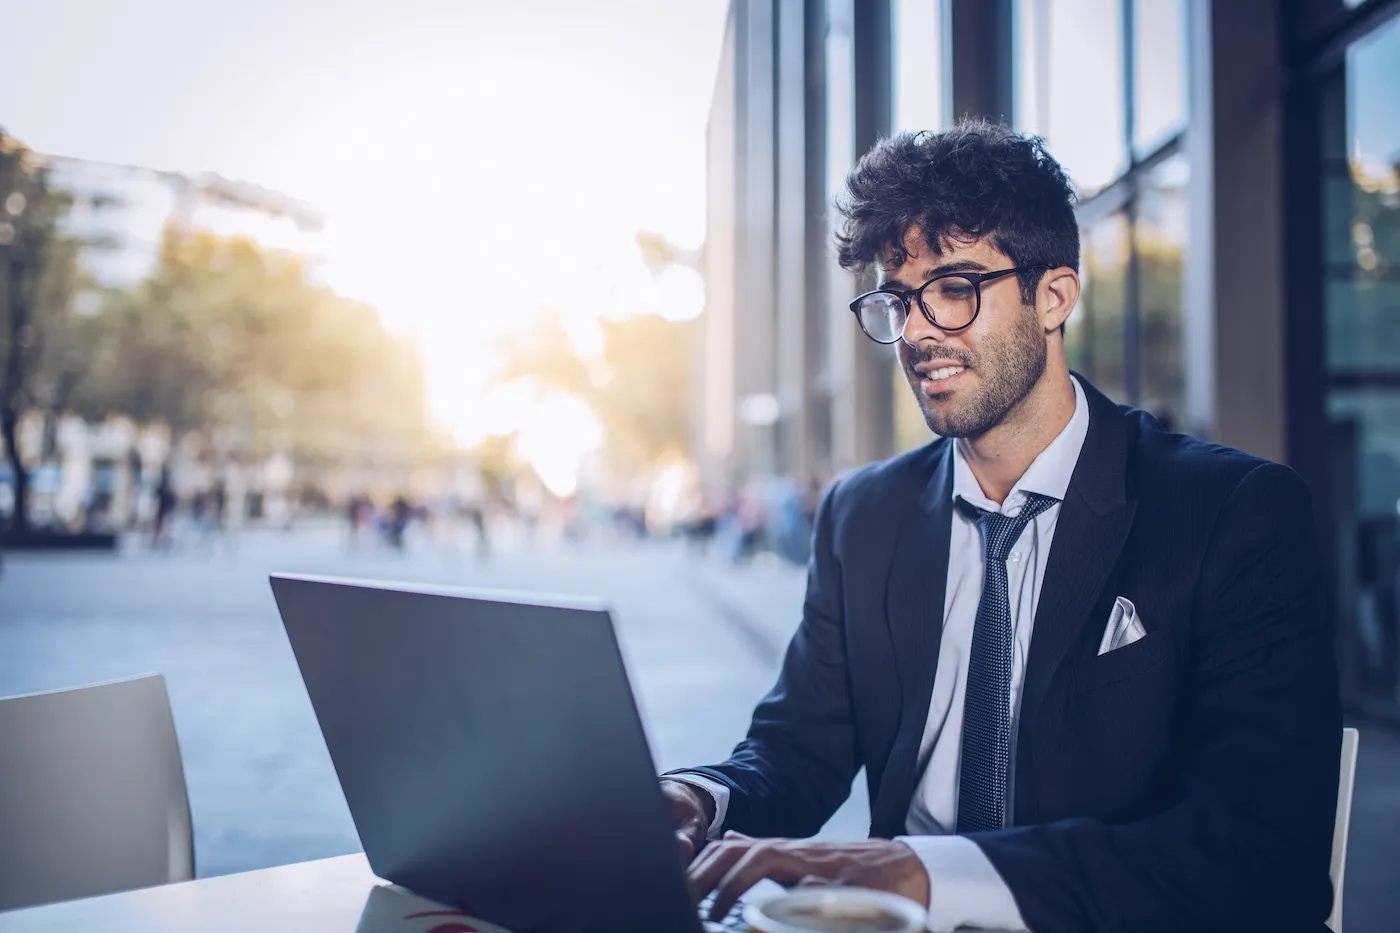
[1,527,1397,931]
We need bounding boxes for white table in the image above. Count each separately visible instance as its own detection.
[0,855,513,933]
[0,855,1017,932]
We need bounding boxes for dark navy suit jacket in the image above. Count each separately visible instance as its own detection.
[681,379,1341,932]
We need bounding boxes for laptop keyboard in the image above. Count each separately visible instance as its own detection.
[697,893,748,932]
[696,877,790,931]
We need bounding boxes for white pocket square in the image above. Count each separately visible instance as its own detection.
[1098,596,1148,656]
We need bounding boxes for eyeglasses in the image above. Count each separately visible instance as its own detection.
[849,266,1044,344]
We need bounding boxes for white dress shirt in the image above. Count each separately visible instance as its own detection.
[676,377,1090,933]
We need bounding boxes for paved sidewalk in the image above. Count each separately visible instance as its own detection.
[687,553,808,666]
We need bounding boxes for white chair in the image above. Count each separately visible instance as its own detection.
[0,674,194,912]
[1328,727,1360,933]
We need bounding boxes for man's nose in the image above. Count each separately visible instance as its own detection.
[901,302,946,346]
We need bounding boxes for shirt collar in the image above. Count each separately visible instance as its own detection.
[952,375,1091,514]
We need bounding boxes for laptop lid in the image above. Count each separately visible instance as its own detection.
[270,573,701,933]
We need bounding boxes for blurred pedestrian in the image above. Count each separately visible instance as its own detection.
[466,500,491,560]
[387,495,412,550]
[203,478,233,553]
[347,494,367,548]
[152,466,177,550]
[734,484,765,563]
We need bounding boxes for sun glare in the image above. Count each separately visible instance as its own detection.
[310,69,707,489]
[514,394,603,498]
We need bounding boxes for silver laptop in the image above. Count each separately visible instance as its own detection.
[270,573,750,933]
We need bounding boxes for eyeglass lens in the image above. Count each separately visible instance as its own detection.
[857,275,980,342]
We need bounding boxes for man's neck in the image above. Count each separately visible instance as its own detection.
[956,369,1077,505]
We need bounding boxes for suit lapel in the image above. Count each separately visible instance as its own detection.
[1014,381,1137,816]
[870,442,953,838]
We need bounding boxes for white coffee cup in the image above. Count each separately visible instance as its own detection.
[741,886,927,933]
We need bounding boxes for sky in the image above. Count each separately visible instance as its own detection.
[0,0,729,474]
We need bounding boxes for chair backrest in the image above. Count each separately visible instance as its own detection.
[1328,727,1360,933]
[0,674,194,912]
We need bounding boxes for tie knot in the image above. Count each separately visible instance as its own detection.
[961,492,1056,562]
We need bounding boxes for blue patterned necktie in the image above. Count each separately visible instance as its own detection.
[956,491,1057,834]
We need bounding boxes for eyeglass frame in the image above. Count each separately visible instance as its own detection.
[848,265,1047,344]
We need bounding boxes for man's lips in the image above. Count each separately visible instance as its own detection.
[914,362,969,392]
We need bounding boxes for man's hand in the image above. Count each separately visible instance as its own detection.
[660,779,716,863]
[688,832,931,921]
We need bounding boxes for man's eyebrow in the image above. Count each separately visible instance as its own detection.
[877,258,991,289]
[923,259,990,277]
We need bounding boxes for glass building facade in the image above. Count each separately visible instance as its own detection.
[699,0,1400,717]
[1304,4,1400,717]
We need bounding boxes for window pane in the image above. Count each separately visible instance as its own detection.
[1324,14,1400,712]
[1073,212,1129,401]
[1045,0,1127,194]
[1328,279,1400,373]
[893,0,943,133]
[1132,0,1186,154]
[1329,389,1400,519]
[1325,15,1400,375]
[1138,155,1188,425]
[1349,13,1400,182]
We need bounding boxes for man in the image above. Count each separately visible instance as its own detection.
[666,121,1340,932]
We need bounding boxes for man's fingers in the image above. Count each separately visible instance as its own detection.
[685,836,730,876]
[688,833,756,879]
[708,846,810,921]
[797,874,836,887]
[687,838,755,902]
[675,830,697,864]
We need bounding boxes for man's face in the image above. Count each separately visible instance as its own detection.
[884,231,1048,439]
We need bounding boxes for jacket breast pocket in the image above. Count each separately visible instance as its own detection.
[1072,631,1175,695]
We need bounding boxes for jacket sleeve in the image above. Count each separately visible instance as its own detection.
[974,462,1342,932]
[668,479,861,838]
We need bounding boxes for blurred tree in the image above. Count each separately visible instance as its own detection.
[0,129,86,533]
[496,308,593,398]
[470,430,526,501]
[73,226,438,468]
[592,313,694,469]
[490,306,694,480]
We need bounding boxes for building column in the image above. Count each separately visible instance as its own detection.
[827,0,897,473]
[947,0,1014,123]
[803,0,833,480]
[697,7,741,489]
[776,0,819,482]
[1183,0,1217,441]
[735,0,781,477]
[1195,0,1289,463]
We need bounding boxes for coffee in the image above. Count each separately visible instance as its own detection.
[764,901,911,932]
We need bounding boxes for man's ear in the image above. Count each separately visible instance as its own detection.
[1039,267,1080,333]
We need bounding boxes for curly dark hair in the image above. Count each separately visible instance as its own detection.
[835,120,1079,305]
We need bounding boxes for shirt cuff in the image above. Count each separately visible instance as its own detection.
[665,772,731,839]
[894,835,1028,933]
